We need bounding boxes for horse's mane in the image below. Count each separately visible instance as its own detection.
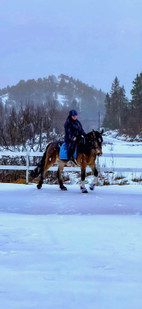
[77,133,92,156]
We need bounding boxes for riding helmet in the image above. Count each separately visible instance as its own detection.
[69,109,78,116]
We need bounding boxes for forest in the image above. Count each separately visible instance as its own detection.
[103,73,142,138]
[0,72,142,151]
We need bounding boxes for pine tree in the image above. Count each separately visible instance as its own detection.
[130,72,142,134]
[131,73,142,108]
[103,77,128,130]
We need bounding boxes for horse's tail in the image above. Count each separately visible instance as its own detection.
[30,143,52,179]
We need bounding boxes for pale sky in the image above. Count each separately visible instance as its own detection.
[0,0,142,97]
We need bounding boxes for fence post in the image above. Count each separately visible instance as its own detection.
[26,151,29,184]
[96,156,100,185]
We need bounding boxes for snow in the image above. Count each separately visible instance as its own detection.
[0,93,9,106]
[57,94,67,106]
[0,183,142,309]
[97,131,142,184]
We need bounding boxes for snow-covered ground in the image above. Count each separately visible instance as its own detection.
[0,183,142,309]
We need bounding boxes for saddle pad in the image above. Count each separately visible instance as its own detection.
[59,143,77,160]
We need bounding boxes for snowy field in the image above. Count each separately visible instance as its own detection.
[95,130,142,185]
[0,183,142,309]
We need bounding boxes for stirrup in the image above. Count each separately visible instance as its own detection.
[68,157,78,165]
[72,158,78,165]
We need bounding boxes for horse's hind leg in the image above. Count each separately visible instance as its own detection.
[57,161,67,191]
[37,144,58,189]
[37,168,44,189]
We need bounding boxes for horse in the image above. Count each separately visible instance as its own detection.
[30,129,103,193]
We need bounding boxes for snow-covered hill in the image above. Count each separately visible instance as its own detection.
[0,93,9,106]
[0,74,105,125]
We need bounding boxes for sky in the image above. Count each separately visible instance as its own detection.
[0,0,142,98]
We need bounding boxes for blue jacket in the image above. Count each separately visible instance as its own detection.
[64,116,86,144]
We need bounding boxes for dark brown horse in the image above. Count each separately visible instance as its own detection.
[30,129,103,193]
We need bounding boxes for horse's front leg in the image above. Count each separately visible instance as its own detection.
[80,167,88,193]
[57,161,67,191]
[89,165,98,191]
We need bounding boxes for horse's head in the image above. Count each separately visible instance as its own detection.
[85,129,103,156]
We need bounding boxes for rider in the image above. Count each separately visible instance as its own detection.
[64,109,86,162]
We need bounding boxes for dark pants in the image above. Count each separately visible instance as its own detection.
[66,142,76,160]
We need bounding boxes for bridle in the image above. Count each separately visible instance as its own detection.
[84,131,103,154]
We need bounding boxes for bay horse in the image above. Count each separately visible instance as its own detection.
[30,129,103,193]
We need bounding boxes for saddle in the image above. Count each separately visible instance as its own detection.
[59,143,77,160]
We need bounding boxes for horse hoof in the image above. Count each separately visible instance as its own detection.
[61,186,67,191]
[37,184,42,189]
[89,184,95,191]
[81,188,88,193]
